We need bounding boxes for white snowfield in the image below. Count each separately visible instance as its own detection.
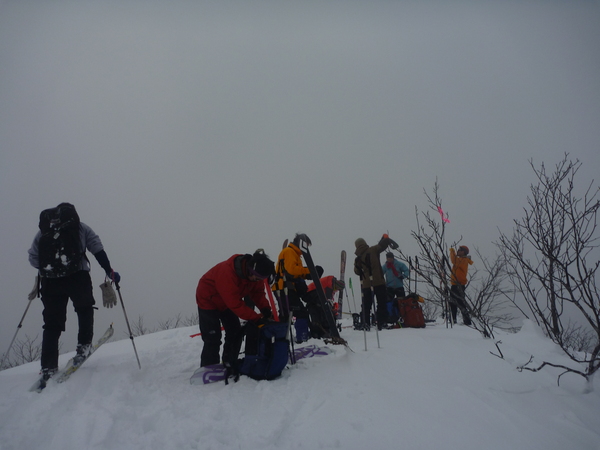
[0,319,598,450]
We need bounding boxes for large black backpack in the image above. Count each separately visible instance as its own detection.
[238,322,289,380]
[37,204,83,278]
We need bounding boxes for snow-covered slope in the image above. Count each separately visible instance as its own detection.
[0,320,598,450]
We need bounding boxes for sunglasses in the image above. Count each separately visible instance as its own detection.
[249,269,269,280]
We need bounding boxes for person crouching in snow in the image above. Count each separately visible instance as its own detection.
[196,249,276,367]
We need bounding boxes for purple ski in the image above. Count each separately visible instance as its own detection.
[293,344,333,360]
[190,344,333,385]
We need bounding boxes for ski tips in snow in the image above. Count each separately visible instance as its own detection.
[29,324,114,392]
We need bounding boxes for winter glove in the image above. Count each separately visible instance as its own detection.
[255,317,271,329]
[100,278,118,308]
[316,265,324,279]
[108,270,121,284]
[27,275,40,300]
[260,307,272,320]
[381,234,399,250]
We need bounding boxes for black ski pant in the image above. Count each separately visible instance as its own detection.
[450,284,471,324]
[197,307,244,367]
[385,287,405,322]
[275,279,310,323]
[386,287,406,300]
[360,284,388,327]
[304,290,330,338]
[275,280,327,340]
[40,270,95,370]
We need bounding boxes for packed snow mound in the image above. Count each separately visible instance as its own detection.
[0,320,599,450]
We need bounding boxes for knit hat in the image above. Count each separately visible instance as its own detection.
[458,246,469,255]
[334,279,346,290]
[386,252,394,258]
[248,249,275,280]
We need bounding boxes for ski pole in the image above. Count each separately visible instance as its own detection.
[115,281,142,369]
[345,284,352,314]
[415,256,419,294]
[279,266,296,364]
[349,278,357,312]
[264,279,279,321]
[359,283,368,351]
[1,298,35,369]
[370,282,380,349]
[408,256,412,292]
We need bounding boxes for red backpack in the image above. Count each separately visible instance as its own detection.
[398,294,425,328]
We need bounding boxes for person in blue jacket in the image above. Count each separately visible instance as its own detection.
[382,252,410,324]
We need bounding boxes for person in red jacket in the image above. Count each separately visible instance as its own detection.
[196,249,275,367]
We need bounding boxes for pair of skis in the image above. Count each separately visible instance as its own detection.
[295,235,349,347]
[30,324,114,393]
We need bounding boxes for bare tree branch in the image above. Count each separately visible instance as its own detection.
[497,153,600,385]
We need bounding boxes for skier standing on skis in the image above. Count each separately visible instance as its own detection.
[196,249,276,367]
[354,234,396,330]
[28,203,120,382]
[273,233,323,343]
[449,246,473,326]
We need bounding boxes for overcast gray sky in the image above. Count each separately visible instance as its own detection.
[1,0,599,356]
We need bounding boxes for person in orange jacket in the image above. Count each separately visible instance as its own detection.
[273,233,323,343]
[449,245,473,325]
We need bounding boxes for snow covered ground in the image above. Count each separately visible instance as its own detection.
[0,319,598,450]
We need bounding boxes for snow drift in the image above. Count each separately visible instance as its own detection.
[0,319,598,450]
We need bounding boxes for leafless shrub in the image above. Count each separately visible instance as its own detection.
[0,335,43,370]
[497,154,600,386]
[396,180,511,339]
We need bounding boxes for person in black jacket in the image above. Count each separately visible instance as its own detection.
[28,203,120,381]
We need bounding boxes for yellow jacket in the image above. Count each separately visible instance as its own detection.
[450,247,473,286]
[273,243,310,290]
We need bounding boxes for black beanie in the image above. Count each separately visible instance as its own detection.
[249,250,275,278]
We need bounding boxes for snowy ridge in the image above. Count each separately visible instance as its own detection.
[0,319,599,450]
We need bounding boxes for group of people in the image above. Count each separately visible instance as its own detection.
[195,233,346,368]
[28,204,473,377]
[353,235,473,329]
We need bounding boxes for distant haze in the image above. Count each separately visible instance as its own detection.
[1,1,599,356]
